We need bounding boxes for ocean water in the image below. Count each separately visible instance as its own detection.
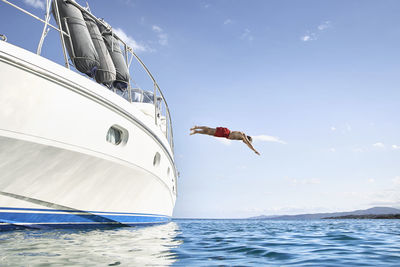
[0,219,399,266]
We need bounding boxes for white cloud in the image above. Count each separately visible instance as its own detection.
[373,142,385,148]
[301,21,332,42]
[113,28,148,53]
[392,145,400,150]
[152,25,162,33]
[344,178,400,206]
[23,0,45,10]
[252,135,286,144]
[301,34,316,42]
[158,33,168,46]
[368,187,400,207]
[332,123,352,134]
[329,148,336,152]
[343,187,400,207]
[291,178,320,185]
[224,19,233,25]
[241,28,254,41]
[317,21,331,31]
[245,205,329,216]
[393,176,400,185]
[152,25,168,46]
[301,35,310,42]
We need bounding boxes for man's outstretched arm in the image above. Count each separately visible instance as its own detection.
[242,134,260,155]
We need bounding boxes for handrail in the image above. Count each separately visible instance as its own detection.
[0,0,63,33]
[0,0,174,154]
[65,0,174,153]
[36,0,51,55]
[53,0,70,68]
[128,49,174,152]
[0,0,71,67]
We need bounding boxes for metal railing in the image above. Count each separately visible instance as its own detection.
[0,0,174,153]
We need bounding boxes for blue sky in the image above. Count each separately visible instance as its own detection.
[1,0,400,218]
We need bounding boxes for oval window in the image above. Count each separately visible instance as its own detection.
[153,152,161,167]
[106,126,123,145]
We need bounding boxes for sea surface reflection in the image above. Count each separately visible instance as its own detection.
[1,219,400,266]
[0,222,181,266]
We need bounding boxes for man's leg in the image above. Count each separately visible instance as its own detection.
[190,130,202,135]
[190,126,216,136]
[190,126,210,131]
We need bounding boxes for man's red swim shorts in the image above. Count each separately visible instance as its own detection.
[214,127,230,138]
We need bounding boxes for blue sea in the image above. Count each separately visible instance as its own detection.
[0,219,399,266]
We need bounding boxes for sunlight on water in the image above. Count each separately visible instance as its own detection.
[0,223,181,266]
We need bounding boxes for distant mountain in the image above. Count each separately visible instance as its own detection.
[324,214,400,219]
[248,207,400,220]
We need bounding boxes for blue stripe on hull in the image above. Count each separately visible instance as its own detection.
[0,207,168,217]
[0,207,170,230]
[0,222,168,231]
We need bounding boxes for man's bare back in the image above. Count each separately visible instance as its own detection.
[190,126,260,155]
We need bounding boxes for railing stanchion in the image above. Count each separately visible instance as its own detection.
[153,82,157,125]
[1,0,177,184]
[124,44,132,102]
[53,0,70,68]
[128,85,132,103]
[37,0,51,55]
[63,18,76,59]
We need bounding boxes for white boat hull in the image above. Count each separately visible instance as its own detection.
[0,41,176,229]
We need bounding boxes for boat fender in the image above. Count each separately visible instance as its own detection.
[83,13,116,86]
[98,19,130,90]
[52,0,99,77]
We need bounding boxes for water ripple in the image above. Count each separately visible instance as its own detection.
[0,219,399,266]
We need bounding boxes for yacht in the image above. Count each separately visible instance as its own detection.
[0,0,177,229]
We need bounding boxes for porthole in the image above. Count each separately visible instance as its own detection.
[153,152,161,167]
[106,125,128,145]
